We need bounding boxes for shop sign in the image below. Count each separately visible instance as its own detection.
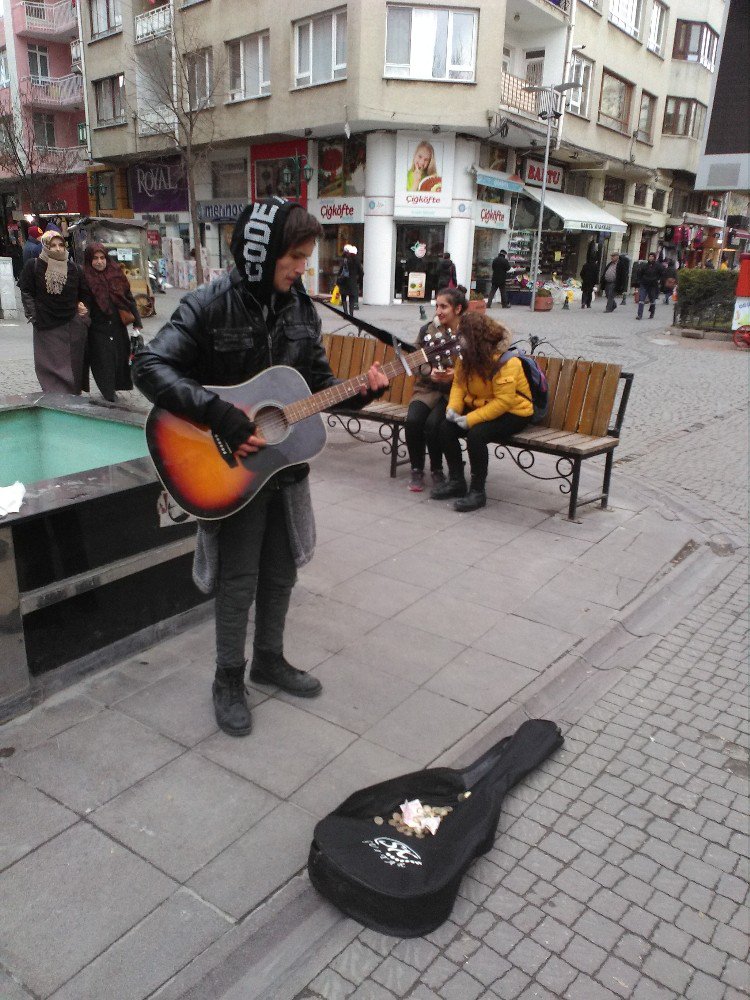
[567,220,614,232]
[365,197,393,217]
[394,131,455,220]
[309,197,365,225]
[475,201,509,229]
[196,199,246,223]
[164,213,180,224]
[129,158,188,213]
[523,159,564,191]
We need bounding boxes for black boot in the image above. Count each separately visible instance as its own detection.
[430,473,467,500]
[249,649,322,697]
[212,666,252,737]
[454,476,486,512]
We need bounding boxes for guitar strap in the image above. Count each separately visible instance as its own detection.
[314,297,415,352]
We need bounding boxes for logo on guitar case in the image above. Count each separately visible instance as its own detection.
[364,837,423,868]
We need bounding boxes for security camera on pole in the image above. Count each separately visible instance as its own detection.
[522,81,581,311]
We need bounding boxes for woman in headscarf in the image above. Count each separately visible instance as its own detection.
[83,243,142,402]
[18,230,91,394]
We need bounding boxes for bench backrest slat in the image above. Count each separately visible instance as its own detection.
[548,359,578,428]
[577,362,608,435]
[562,361,592,433]
[590,364,622,436]
[535,356,561,428]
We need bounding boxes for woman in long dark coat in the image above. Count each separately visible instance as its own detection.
[18,230,91,394]
[83,242,142,402]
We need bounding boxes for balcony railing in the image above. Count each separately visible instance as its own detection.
[500,72,540,116]
[134,5,172,43]
[21,73,83,108]
[16,1,77,38]
[70,38,81,68]
[137,105,175,136]
[34,144,87,170]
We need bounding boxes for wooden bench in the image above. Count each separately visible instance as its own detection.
[323,333,633,520]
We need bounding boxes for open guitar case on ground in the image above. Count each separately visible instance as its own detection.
[308,718,563,938]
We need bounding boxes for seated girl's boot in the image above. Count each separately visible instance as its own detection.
[250,649,322,697]
[430,474,467,500]
[212,666,252,737]
[454,477,486,512]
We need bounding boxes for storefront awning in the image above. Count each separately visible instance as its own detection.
[522,188,627,234]
[682,212,724,228]
[474,167,525,193]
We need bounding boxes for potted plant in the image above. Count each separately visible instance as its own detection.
[468,289,487,314]
[534,288,553,312]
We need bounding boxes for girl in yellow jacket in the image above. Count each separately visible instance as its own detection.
[431,312,533,512]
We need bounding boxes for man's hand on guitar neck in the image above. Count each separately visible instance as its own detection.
[359,362,388,397]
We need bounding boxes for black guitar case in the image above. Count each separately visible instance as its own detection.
[308,718,563,937]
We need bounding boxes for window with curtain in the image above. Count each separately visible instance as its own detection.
[647,1,667,55]
[598,70,633,133]
[384,5,478,82]
[227,32,270,102]
[603,177,626,204]
[672,20,719,70]
[90,0,122,39]
[636,91,655,142]
[294,9,347,88]
[652,190,666,212]
[212,158,248,198]
[33,112,55,148]
[187,48,213,109]
[94,75,125,125]
[663,97,707,139]
[568,52,594,117]
[0,49,9,88]
[608,0,643,39]
[28,44,49,83]
[633,184,648,207]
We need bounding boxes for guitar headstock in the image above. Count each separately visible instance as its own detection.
[422,329,462,365]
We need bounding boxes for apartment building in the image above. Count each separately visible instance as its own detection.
[0,0,87,234]
[79,0,729,302]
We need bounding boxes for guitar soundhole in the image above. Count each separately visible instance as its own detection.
[254,404,289,446]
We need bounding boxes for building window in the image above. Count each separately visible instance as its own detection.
[318,136,367,196]
[672,20,719,70]
[603,177,626,204]
[564,173,590,198]
[633,184,648,207]
[33,112,55,148]
[647,1,667,56]
[384,5,478,82]
[598,70,633,133]
[227,31,270,102]
[187,48,213,109]
[608,0,643,39]
[663,96,707,139]
[90,0,122,39]
[568,52,594,117]
[28,44,49,83]
[294,8,347,88]
[212,158,248,198]
[652,189,666,212]
[0,48,9,88]
[94,75,125,125]
[636,91,656,142]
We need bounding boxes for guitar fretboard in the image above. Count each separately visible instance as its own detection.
[283,347,430,425]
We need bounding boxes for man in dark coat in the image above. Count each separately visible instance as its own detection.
[636,252,664,319]
[22,226,43,264]
[579,259,598,308]
[487,250,510,308]
[133,198,388,737]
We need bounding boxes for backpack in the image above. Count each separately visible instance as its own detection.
[308,719,563,937]
[499,349,549,423]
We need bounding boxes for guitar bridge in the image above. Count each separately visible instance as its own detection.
[211,432,238,467]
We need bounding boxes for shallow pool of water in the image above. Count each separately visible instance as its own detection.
[0,408,148,486]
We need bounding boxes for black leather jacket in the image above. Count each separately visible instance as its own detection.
[134,269,366,424]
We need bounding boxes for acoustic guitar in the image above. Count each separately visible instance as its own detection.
[145,330,459,520]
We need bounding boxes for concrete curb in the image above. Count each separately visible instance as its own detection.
[148,493,745,999]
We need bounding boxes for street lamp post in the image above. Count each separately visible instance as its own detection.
[522,81,580,311]
[280,154,314,200]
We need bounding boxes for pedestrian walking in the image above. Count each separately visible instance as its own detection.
[22,226,43,265]
[337,244,363,315]
[579,259,598,308]
[603,252,620,312]
[662,259,678,304]
[487,250,510,308]
[636,252,664,319]
[437,251,457,289]
[83,242,143,402]
[18,230,91,395]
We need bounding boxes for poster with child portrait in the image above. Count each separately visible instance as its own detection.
[395,131,454,219]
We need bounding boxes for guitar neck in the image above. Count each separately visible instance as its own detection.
[283,347,428,425]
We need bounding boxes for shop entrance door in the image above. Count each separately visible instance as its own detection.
[394,223,445,300]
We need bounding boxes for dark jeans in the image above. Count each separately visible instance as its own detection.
[604,281,618,312]
[487,283,509,307]
[405,396,447,471]
[637,284,657,318]
[581,286,594,308]
[340,282,358,315]
[215,486,297,673]
[440,412,532,482]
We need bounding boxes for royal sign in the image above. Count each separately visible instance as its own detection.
[523,159,564,191]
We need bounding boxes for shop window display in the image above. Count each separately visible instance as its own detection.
[318,136,366,197]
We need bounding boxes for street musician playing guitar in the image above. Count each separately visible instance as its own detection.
[133,198,388,738]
